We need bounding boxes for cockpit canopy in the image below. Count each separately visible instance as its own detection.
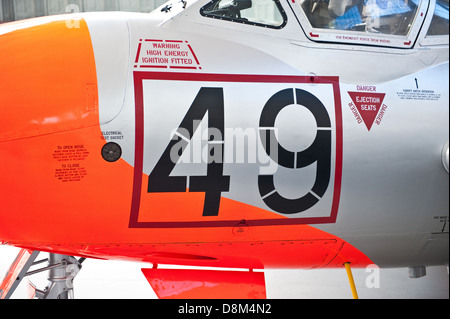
[200,0,449,47]
[299,0,448,36]
[201,0,287,28]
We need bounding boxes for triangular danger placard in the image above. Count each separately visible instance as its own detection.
[348,92,386,131]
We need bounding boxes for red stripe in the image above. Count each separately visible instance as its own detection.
[330,78,342,224]
[187,44,200,65]
[134,42,142,64]
[169,66,197,69]
[129,72,145,228]
[140,65,168,69]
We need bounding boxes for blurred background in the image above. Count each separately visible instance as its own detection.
[1,245,448,299]
[0,0,168,23]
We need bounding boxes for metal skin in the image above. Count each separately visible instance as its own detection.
[0,0,448,297]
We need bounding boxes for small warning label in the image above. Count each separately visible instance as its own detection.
[54,164,87,183]
[52,144,89,162]
[348,91,386,131]
[52,144,89,182]
[396,89,441,101]
[134,39,202,70]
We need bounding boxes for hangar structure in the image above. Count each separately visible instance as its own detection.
[0,0,166,22]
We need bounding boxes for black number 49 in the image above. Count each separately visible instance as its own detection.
[147,87,331,217]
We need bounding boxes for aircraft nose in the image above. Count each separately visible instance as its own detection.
[0,17,98,242]
[0,17,98,143]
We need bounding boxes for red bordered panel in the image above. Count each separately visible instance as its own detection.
[129,72,342,228]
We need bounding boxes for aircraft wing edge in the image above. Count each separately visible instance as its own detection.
[141,267,266,299]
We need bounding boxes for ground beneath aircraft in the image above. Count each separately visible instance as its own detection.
[0,246,448,299]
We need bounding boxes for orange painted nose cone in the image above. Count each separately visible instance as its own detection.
[0,17,98,143]
[0,17,100,243]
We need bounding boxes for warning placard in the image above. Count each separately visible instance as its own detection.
[348,91,386,131]
[134,39,202,70]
